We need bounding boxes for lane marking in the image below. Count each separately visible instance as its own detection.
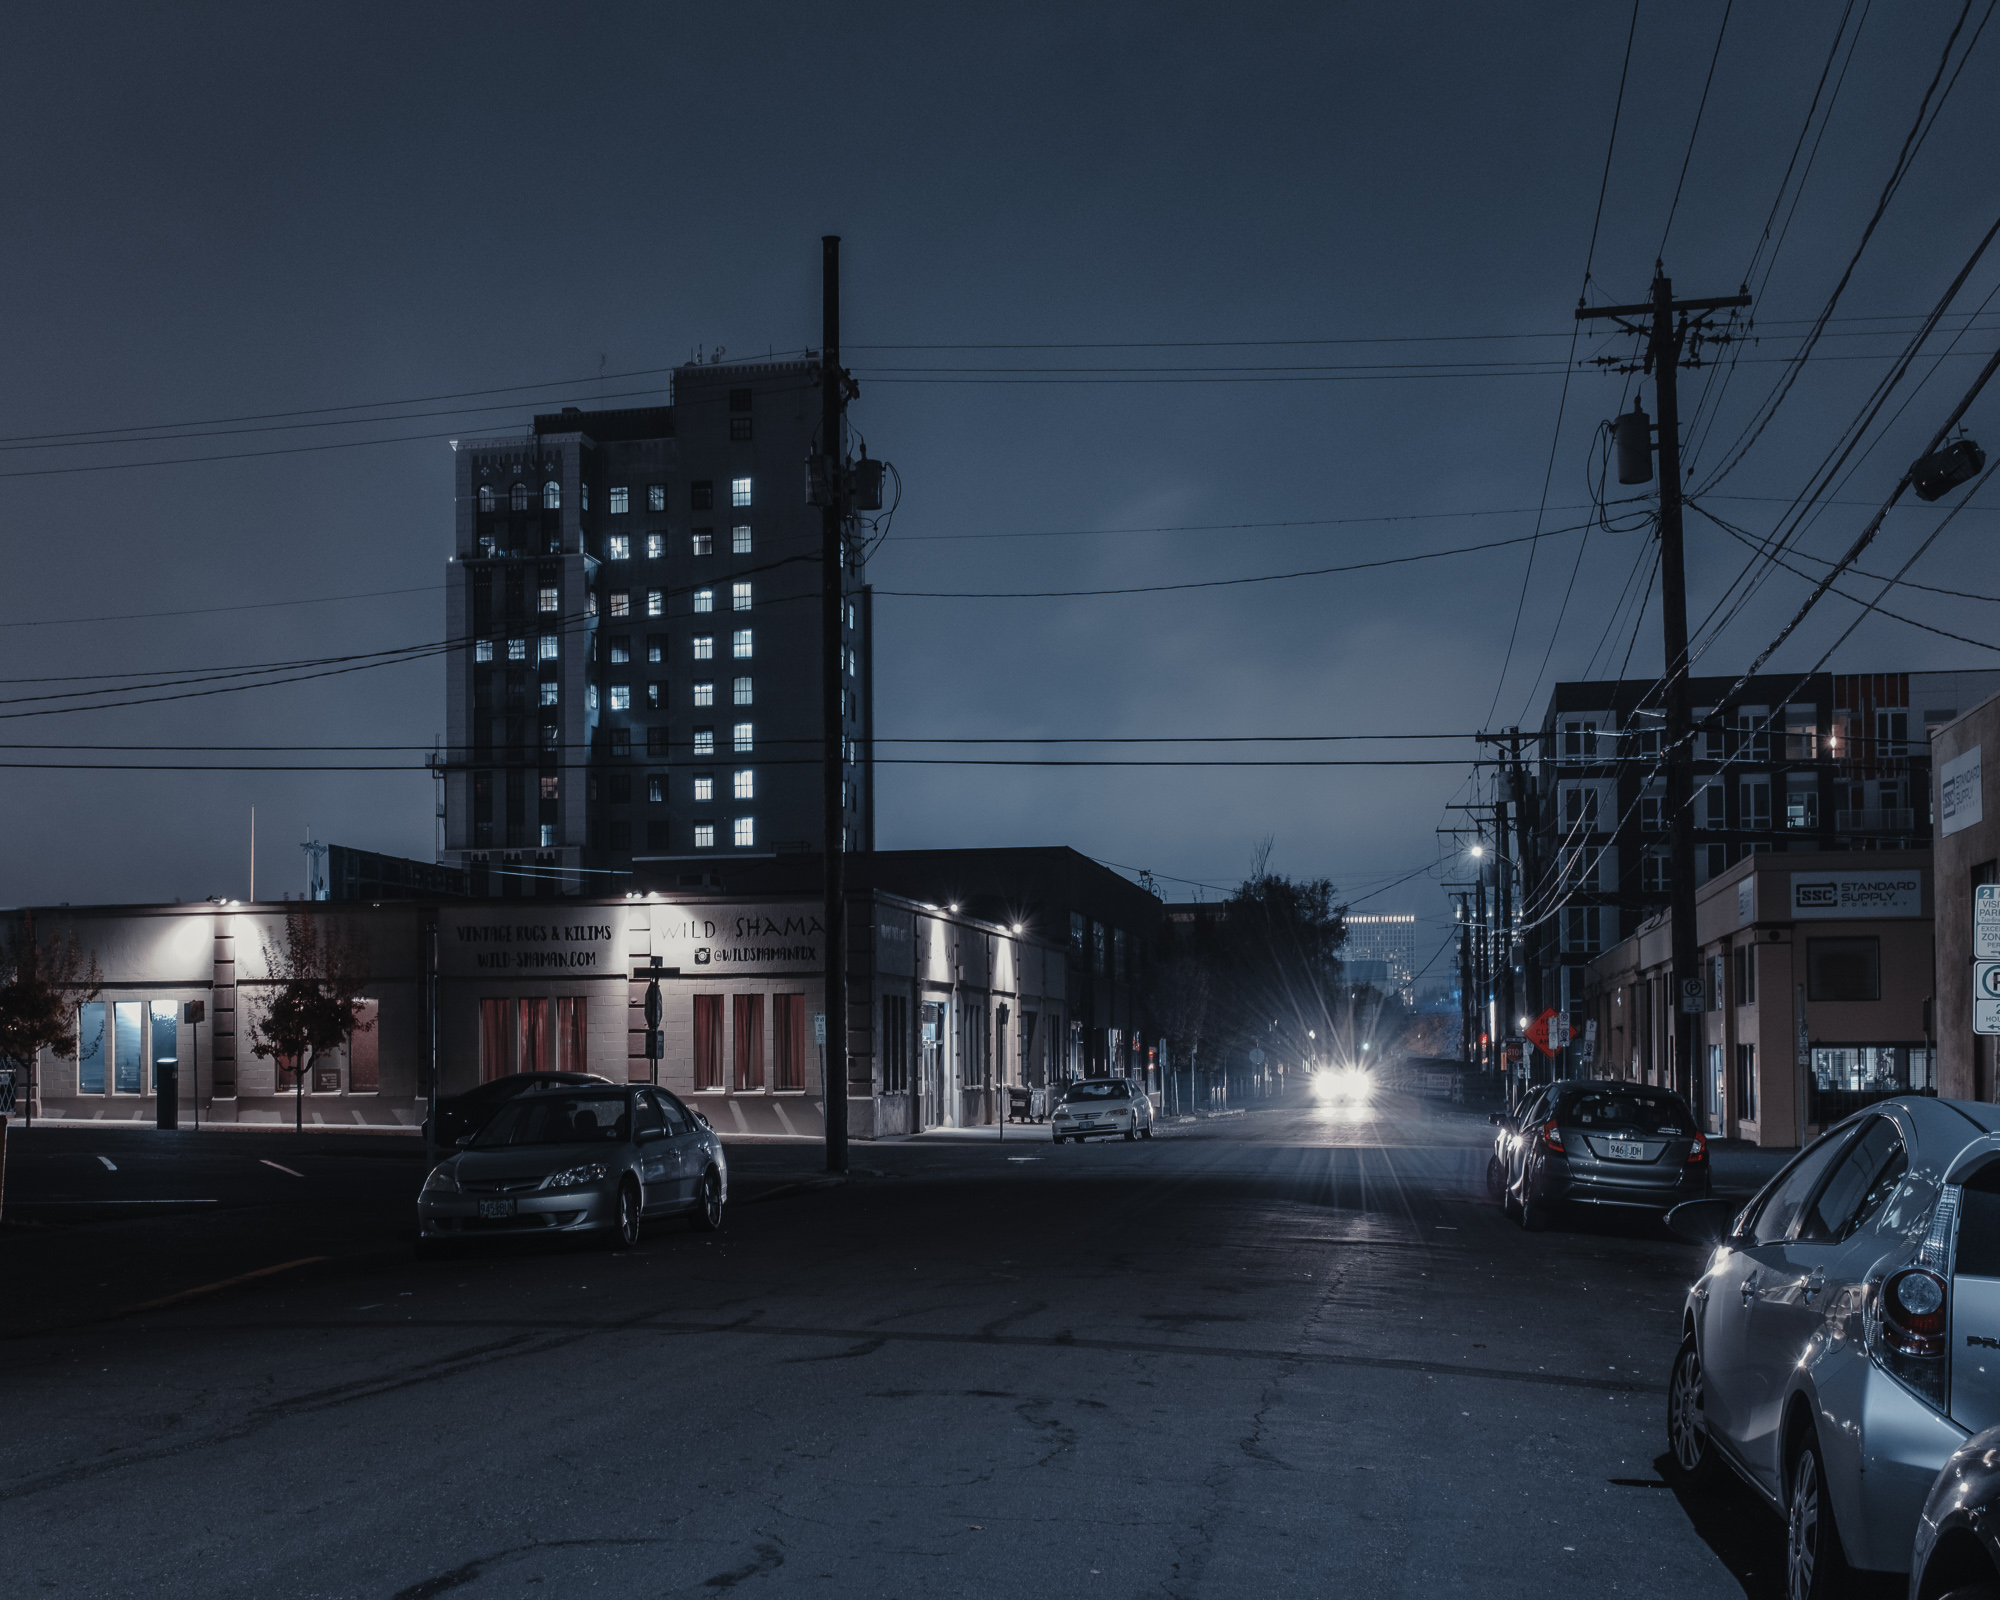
[260,1159,304,1178]
[96,1156,116,1171]
[123,1256,328,1315]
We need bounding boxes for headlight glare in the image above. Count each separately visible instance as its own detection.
[545,1162,609,1191]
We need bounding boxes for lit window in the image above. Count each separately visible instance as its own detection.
[732,525,752,554]
[694,681,714,707]
[733,769,755,800]
[512,483,529,511]
[581,483,590,512]
[540,774,559,801]
[543,481,560,510]
[474,640,493,663]
[541,824,556,848]
[646,590,662,617]
[609,486,629,515]
[693,636,714,660]
[694,727,715,755]
[694,821,715,849]
[846,603,855,630]
[538,634,558,661]
[608,592,630,618]
[608,637,630,664]
[646,635,664,664]
[733,722,754,753]
[645,682,661,710]
[731,477,752,507]
[694,588,714,613]
[477,534,496,558]
[586,593,599,617]
[478,485,496,512]
[538,585,559,612]
[733,676,753,706]
[647,775,664,803]
[609,685,630,711]
[587,685,599,713]
[645,533,664,560]
[607,535,630,561]
[507,637,526,662]
[733,817,755,847]
[691,530,713,556]
[732,629,753,659]
[541,725,559,753]
[731,582,752,611]
[648,485,665,513]
[693,773,714,802]
[539,682,557,707]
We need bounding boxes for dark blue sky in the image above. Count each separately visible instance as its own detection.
[5,2,1997,971]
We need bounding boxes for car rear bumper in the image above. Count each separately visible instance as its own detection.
[1537,1162,1709,1209]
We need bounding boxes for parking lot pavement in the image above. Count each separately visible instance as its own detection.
[0,1096,1807,1597]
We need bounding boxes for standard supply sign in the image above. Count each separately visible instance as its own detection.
[1789,871,1923,919]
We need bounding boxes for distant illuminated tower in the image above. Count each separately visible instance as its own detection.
[1343,913,1417,1005]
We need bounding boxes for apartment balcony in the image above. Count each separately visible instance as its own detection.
[1835,807,1915,834]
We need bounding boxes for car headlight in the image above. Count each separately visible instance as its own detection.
[423,1166,460,1194]
[545,1162,609,1191]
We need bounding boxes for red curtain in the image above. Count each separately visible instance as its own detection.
[518,999,552,1074]
[733,994,764,1091]
[774,994,806,1091]
[693,994,723,1090]
[557,996,587,1073]
[479,998,511,1082]
[349,1000,380,1093]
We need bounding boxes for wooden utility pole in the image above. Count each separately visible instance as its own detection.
[820,236,850,1174]
[1577,273,1748,1123]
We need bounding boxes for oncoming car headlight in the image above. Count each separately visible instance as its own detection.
[423,1166,460,1194]
[545,1162,609,1191]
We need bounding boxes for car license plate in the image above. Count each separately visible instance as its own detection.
[1606,1139,1646,1161]
[478,1198,516,1219]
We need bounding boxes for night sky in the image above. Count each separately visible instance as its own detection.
[6,2,1997,979]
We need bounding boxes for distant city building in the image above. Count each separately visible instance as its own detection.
[324,846,468,901]
[441,361,874,898]
[1526,669,2000,1038]
[1342,912,1416,1004]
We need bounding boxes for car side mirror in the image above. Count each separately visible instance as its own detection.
[1666,1198,1740,1247]
[452,1133,475,1148]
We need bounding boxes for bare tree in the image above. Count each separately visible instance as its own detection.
[250,908,372,1133]
[0,912,103,1127]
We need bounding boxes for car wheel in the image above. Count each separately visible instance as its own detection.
[690,1165,724,1232]
[1140,1126,1153,1140]
[1486,1155,1506,1200]
[1665,1337,1718,1485]
[1786,1427,1849,1600]
[1125,1127,1136,1141]
[1519,1186,1550,1232]
[605,1178,642,1250]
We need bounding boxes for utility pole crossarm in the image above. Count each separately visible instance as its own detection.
[1575,293,1750,321]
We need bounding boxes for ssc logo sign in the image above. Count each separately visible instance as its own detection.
[1796,882,1840,908]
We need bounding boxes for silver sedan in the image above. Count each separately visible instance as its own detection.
[417,1083,727,1251]
[1664,1094,2000,1598]
[1051,1078,1155,1143]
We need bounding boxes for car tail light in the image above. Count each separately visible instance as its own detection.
[1541,1118,1564,1154]
[1883,1267,1949,1357]
[1686,1131,1708,1164]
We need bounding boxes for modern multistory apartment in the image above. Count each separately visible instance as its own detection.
[441,360,874,897]
[1341,913,1417,1005]
[1523,668,2000,1036]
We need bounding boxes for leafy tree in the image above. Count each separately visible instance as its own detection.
[250,908,372,1133]
[0,912,103,1125]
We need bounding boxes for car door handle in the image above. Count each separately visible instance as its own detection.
[1740,1273,1760,1304]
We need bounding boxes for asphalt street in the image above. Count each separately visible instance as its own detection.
[0,1094,1813,1598]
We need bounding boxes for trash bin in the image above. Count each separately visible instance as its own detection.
[155,1057,178,1129]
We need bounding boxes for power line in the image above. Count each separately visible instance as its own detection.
[1658,0,1735,259]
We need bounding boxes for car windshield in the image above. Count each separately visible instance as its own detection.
[1063,1082,1129,1101]
[1558,1089,1687,1134]
[471,1093,630,1147]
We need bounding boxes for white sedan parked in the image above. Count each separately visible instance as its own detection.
[1051,1078,1155,1143]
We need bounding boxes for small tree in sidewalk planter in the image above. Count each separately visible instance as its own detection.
[250,908,372,1133]
[0,911,104,1129]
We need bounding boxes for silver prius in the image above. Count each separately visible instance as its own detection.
[417,1084,726,1252]
[1664,1095,2000,1599]
[1051,1078,1155,1143]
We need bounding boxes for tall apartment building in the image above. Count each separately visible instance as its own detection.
[441,360,874,897]
[1524,669,2000,1036]
[1341,913,1417,1005]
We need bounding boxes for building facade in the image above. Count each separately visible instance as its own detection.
[1342,913,1417,1004]
[18,894,1063,1140]
[442,360,874,899]
[1528,669,1998,1053]
[1579,850,1934,1148]
[1929,687,2000,1103]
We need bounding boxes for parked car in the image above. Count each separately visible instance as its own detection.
[1051,1079,1154,1143]
[1487,1083,1557,1201]
[1663,1095,2000,1598]
[1494,1079,1709,1229]
[422,1070,610,1153]
[1909,1424,2000,1600]
[417,1083,726,1252]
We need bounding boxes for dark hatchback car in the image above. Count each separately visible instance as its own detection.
[1497,1080,1709,1229]
[423,1071,612,1153]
